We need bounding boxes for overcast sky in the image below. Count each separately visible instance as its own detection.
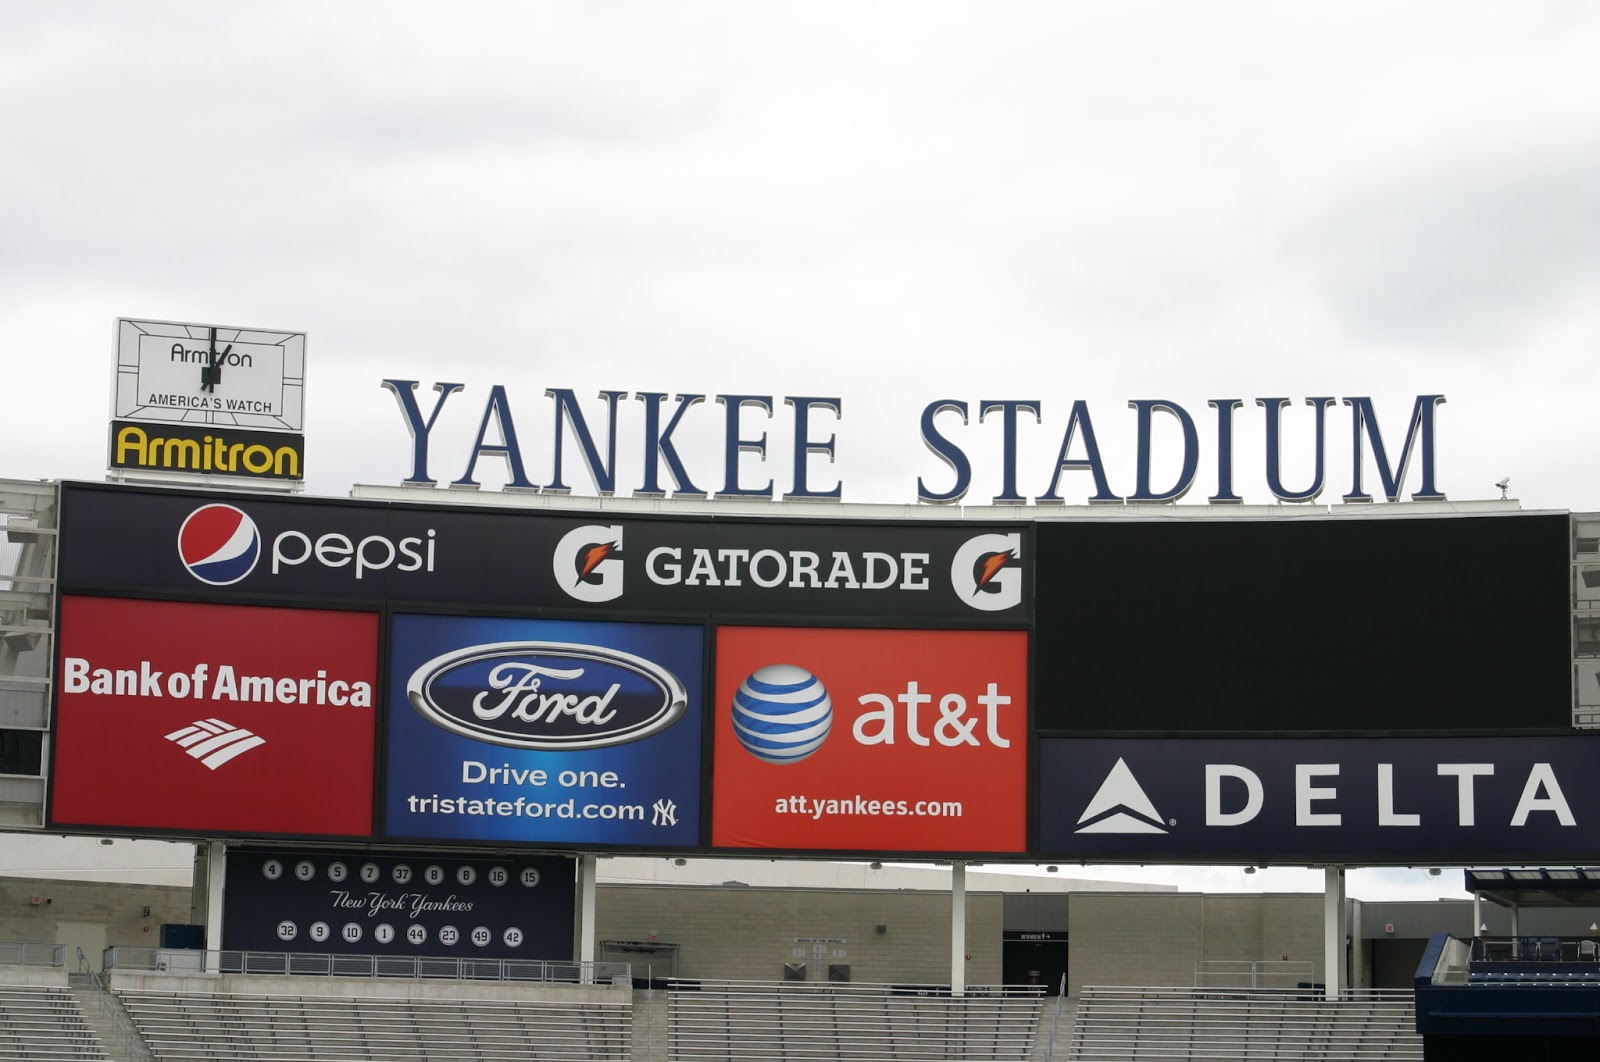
[4,1,1598,902]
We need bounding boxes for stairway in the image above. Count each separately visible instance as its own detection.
[68,974,153,1062]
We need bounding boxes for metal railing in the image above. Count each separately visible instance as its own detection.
[1069,985,1421,1061]
[663,976,1045,996]
[0,940,66,967]
[103,946,630,985]
[665,978,1047,1062]
[78,947,153,1062]
[118,989,632,1062]
[1193,959,1316,989]
[1041,973,1069,1060]
[1471,935,1600,963]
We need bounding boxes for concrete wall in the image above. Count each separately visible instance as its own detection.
[0,963,68,986]
[1363,898,1600,939]
[1066,892,1325,995]
[0,871,1364,994]
[596,882,1003,985]
[0,875,189,955]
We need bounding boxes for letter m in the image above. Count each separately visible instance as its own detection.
[159,438,203,470]
[1343,396,1446,502]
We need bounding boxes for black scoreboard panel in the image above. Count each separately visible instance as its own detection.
[1034,513,1572,734]
[223,848,576,960]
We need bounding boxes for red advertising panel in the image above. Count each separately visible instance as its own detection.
[51,596,378,837]
[712,627,1027,853]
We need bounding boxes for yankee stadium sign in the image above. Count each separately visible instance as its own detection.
[381,383,1447,505]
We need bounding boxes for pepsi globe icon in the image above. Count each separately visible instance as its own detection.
[178,504,261,585]
[732,664,832,764]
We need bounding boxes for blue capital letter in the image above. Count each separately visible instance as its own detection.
[718,395,774,498]
[917,401,971,504]
[381,380,463,486]
[1343,395,1447,502]
[784,396,842,500]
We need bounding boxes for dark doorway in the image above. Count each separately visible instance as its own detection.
[1371,938,1429,989]
[1002,938,1068,996]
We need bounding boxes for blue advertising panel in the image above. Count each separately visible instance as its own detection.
[384,614,704,847]
[1039,736,1600,863]
[223,848,575,960]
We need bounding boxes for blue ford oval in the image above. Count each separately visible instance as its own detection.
[407,641,688,749]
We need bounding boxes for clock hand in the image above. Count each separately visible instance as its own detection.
[212,343,232,389]
[200,328,232,392]
[202,328,218,392]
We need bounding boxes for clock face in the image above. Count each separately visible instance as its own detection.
[114,319,305,432]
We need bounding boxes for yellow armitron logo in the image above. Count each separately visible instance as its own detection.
[112,422,302,480]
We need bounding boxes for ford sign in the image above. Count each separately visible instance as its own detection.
[406,642,689,749]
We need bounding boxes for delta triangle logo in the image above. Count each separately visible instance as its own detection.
[1075,757,1169,834]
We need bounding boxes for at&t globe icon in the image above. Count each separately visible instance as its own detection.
[731,664,832,764]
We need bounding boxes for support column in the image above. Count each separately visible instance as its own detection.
[1348,899,1365,989]
[1511,903,1521,957]
[578,854,598,983]
[204,841,227,953]
[188,844,209,927]
[1323,865,1345,998]
[1473,892,1482,936]
[951,861,967,997]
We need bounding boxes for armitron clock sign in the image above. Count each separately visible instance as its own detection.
[111,318,306,484]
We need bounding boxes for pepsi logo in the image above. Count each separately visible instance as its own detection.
[178,504,261,585]
[732,664,833,764]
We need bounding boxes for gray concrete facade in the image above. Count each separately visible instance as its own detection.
[9,869,1598,994]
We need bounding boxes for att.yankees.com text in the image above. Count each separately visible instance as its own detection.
[775,795,965,819]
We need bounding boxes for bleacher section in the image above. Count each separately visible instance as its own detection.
[0,982,111,1061]
[1468,961,1600,984]
[117,989,630,1062]
[1066,986,1421,1061]
[664,979,1045,1061]
[1416,931,1600,1045]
